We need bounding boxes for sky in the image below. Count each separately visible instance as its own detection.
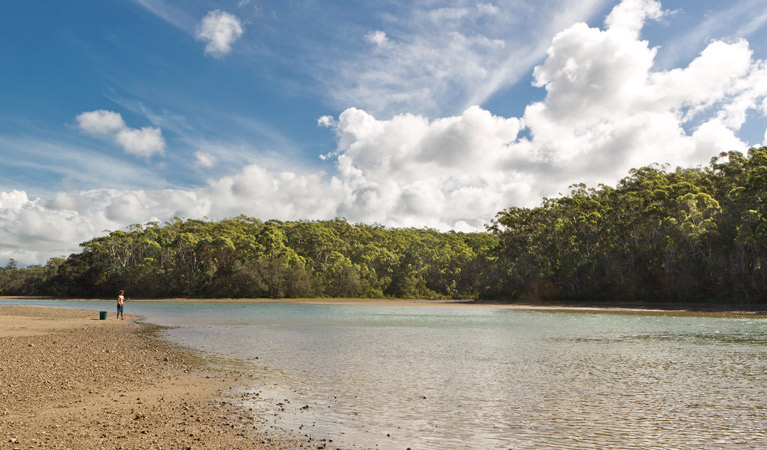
[1,0,767,266]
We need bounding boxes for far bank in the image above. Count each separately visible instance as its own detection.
[3,295,766,317]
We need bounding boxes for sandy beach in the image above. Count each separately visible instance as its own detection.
[0,305,301,450]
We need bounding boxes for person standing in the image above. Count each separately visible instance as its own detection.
[117,290,128,320]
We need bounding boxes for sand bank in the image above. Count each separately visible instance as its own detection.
[0,305,301,450]
[5,296,763,317]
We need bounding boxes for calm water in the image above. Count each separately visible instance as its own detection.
[3,299,767,449]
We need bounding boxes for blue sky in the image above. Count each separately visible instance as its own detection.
[1,0,767,265]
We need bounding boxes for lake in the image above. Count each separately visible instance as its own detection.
[3,299,766,449]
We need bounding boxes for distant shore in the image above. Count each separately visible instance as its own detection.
[0,305,302,449]
[3,295,765,317]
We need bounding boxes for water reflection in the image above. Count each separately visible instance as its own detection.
[204,308,767,449]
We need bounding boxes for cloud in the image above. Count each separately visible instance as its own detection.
[196,10,244,58]
[326,106,523,226]
[0,190,97,266]
[76,110,165,158]
[76,110,126,136]
[429,7,470,23]
[477,3,500,17]
[317,115,335,128]
[521,2,764,179]
[132,0,197,32]
[105,191,151,222]
[738,10,767,37]
[0,190,30,213]
[604,0,665,36]
[115,127,166,158]
[364,30,388,47]
[195,151,216,168]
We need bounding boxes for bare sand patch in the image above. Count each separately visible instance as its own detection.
[0,305,300,449]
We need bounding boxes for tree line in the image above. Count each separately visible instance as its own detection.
[0,217,497,299]
[490,148,767,305]
[2,147,766,306]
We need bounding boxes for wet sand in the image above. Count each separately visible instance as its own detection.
[5,296,763,317]
[0,305,301,450]
[235,298,765,316]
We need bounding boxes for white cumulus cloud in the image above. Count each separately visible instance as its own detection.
[317,115,335,127]
[76,110,126,136]
[196,10,244,58]
[115,127,166,158]
[76,110,165,158]
[0,190,97,266]
[521,2,764,181]
[604,0,666,36]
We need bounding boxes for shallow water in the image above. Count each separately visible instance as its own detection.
[4,299,767,449]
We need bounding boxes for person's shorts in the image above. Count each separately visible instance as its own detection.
[117,305,124,313]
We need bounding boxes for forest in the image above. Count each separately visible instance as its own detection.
[1,147,766,306]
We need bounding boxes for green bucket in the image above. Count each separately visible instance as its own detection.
[99,311,108,320]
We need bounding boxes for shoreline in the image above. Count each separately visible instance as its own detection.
[2,301,764,449]
[3,295,766,317]
[0,305,302,449]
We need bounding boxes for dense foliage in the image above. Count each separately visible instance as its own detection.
[2,148,766,305]
[491,148,767,305]
[0,218,497,299]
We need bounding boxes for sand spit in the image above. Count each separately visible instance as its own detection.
[0,305,302,450]
[7,296,763,317]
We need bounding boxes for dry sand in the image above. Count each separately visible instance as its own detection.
[0,305,303,450]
